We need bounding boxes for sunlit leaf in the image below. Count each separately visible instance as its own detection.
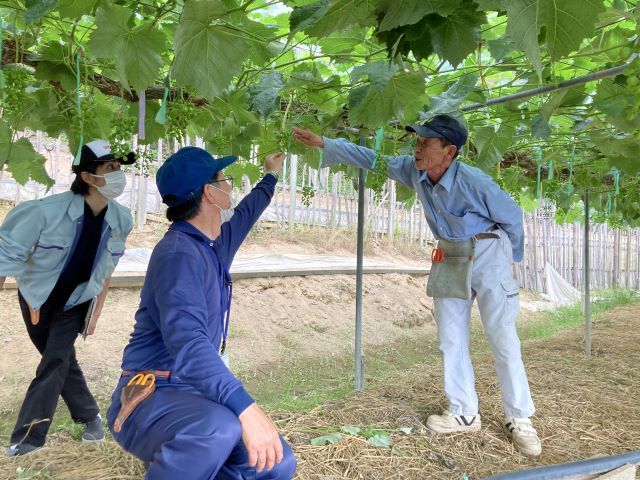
[172,0,250,99]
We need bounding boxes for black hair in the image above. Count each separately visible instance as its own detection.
[165,187,205,222]
[70,162,100,195]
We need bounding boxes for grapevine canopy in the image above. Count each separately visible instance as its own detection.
[0,0,639,226]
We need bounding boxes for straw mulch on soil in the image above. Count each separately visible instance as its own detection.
[1,303,638,479]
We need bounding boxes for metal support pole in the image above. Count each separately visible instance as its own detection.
[354,134,366,390]
[288,154,297,232]
[584,189,591,356]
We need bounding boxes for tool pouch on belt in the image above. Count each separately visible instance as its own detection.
[427,238,476,299]
[113,372,156,433]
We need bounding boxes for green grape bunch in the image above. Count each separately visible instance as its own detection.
[212,130,230,153]
[369,153,389,200]
[166,98,195,142]
[622,58,640,123]
[1,67,30,116]
[65,93,98,149]
[77,94,97,129]
[275,130,291,151]
[109,112,136,160]
[135,147,158,178]
[301,185,315,207]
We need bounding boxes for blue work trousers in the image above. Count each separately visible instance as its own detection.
[106,377,296,480]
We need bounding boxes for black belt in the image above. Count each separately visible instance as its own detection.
[475,232,500,240]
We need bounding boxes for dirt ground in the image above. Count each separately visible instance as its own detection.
[284,302,640,479]
[0,271,550,413]
[0,301,638,479]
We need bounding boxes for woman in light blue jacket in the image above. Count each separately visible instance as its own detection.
[0,140,135,456]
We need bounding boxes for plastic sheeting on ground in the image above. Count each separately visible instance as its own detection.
[115,248,429,276]
[541,262,581,306]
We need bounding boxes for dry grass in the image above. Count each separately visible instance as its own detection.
[1,304,638,479]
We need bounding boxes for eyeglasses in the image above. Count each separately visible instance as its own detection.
[208,176,234,190]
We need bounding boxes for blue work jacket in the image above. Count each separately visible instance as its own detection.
[120,174,277,416]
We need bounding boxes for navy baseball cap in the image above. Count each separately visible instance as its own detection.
[156,146,236,207]
[405,114,468,151]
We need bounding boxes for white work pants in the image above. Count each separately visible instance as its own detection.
[433,229,535,418]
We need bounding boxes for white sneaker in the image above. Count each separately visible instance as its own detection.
[503,417,542,456]
[426,410,481,434]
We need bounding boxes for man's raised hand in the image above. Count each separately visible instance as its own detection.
[292,127,324,149]
[264,152,285,174]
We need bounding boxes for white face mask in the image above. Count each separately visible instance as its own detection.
[90,170,127,200]
[211,184,235,223]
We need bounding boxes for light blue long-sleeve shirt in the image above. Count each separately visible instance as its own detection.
[0,191,132,309]
[322,137,525,262]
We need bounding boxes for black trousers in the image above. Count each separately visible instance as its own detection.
[11,292,100,447]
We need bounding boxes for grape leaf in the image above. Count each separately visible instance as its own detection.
[531,114,551,139]
[507,0,607,75]
[430,7,486,67]
[376,0,461,32]
[172,0,251,99]
[56,0,94,19]
[487,37,516,61]
[0,122,53,187]
[318,28,368,55]
[248,72,285,118]
[349,71,424,127]
[310,432,342,446]
[427,72,479,114]
[474,123,515,172]
[396,182,417,207]
[293,0,372,38]
[367,433,392,448]
[24,0,56,24]
[226,160,262,184]
[341,426,361,435]
[351,61,399,90]
[476,0,508,10]
[89,4,167,92]
[289,0,331,35]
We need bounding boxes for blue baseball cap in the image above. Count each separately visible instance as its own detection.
[156,147,236,207]
[405,114,468,151]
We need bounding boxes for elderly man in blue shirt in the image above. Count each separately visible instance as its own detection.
[292,114,541,457]
[106,147,296,479]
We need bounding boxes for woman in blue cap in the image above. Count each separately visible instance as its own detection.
[293,115,541,458]
[107,147,296,479]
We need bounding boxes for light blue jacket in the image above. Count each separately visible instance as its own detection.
[322,137,525,261]
[0,191,132,310]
